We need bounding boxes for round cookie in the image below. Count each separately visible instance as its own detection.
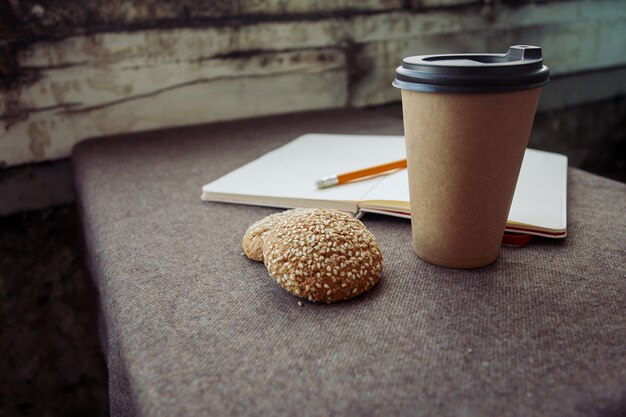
[242,209,308,262]
[262,208,383,303]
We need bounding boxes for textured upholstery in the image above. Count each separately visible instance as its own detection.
[73,109,626,417]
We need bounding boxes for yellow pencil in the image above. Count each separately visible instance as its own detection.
[316,159,407,189]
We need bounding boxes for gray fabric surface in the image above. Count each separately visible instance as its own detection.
[72,109,626,417]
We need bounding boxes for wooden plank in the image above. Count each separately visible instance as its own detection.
[16,49,345,111]
[239,0,403,14]
[352,0,626,44]
[16,27,238,68]
[1,1,237,42]
[4,0,403,42]
[18,0,624,70]
[0,62,347,166]
[410,0,479,8]
[349,31,485,107]
[349,14,626,106]
[2,0,625,166]
[538,66,626,112]
[15,21,347,69]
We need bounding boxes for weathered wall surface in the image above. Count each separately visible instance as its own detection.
[1,0,625,167]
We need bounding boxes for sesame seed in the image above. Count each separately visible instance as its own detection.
[258,208,382,303]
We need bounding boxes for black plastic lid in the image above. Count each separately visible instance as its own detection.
[393,45,549,94]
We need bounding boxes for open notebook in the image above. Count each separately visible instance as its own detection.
[202,134,568,238]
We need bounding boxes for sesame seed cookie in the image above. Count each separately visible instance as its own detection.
[262,208,383,303]
[242,211,295,262]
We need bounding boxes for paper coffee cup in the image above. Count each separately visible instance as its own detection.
[393,45,549,268]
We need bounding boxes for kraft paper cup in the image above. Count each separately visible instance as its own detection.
[393,45,549,268]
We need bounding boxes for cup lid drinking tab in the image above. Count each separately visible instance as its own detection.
[393,45,549,94]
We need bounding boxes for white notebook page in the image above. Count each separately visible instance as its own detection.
[202,134,567,233]
[202,134,406,210]
[363,148,568,231]
[508,149,568,230]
